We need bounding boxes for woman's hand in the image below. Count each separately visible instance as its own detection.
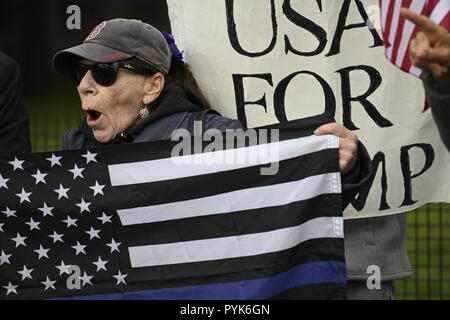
[314,123,358,175]
[401,8,450,82]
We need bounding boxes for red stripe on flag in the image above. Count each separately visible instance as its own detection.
[391,0,412,64]
[424,0,442,16]
[401,25,420,71]
[440,11,450,30]
[382,0,397,48]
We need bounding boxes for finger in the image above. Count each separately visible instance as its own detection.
[339,138,358,154]
[400,8,442,42]
[410,38,416,52]
[339,159,348,174]
[339,150,358,173]
[410,39,418,62]
[432,67,449,81]
[411,32,431,59]
[429,61,448,74]
[414,59,447,74]
[339,150,355,166]
[314,123,347,137]
[339,156,357,175]
[415,31,430,47]
[418,48,450,66]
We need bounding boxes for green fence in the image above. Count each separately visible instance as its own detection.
[28,104,450,300]
[395,204,450,299]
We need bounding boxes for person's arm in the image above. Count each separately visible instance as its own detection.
[401,9,450,150]
[400,8,450,81]
[0,53,31,156]
[422,71,450,150]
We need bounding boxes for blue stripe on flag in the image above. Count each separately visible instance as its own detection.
[53,261,346,300]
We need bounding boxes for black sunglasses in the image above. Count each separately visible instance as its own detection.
[70,62,156,87]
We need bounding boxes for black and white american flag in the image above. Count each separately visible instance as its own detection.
[0,117,346,300]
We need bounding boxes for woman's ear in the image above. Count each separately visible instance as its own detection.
[143,73,165,105]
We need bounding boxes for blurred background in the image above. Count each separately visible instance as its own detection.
[0,0,448,300]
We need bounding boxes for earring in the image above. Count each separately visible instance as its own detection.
[139,105,150,119]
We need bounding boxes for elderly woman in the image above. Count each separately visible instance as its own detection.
[53,19,370,206]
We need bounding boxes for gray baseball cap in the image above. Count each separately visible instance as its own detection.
[53,19,172,75]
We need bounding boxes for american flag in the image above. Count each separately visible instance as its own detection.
[0,118,346,300]
[380,0,450,77]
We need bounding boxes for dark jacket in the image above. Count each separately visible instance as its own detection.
[0,53,31,156]
[60,89,372,210]
[422,72,450,151]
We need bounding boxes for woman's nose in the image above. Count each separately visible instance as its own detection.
[78,70,97,95]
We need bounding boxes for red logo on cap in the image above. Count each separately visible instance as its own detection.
[86,21,106,40]
[107,54,127,61]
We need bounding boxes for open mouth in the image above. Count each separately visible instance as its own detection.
[86,110,103,125]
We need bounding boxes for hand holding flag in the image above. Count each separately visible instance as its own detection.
[401,7,450,81]
[314,123,359,175]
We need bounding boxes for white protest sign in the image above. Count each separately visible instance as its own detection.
[167,0,450,219]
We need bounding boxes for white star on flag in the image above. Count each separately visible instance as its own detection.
[82,150,98,164]
[79,272,94,287]
[76,198,91,214]
[11,233,27,248]
[113,271,128,285]
[69,164,85,180]
[17,265,34,281]
[25,218,41,231]
[54,184,70,200]
[106,239,121,253]
[31,169,47,185]
[62,216,78,228]
[85,227,101,240]
[39,203,54,217]
[93,257,108,272]
[72,242,87,256]
[90,181,106,197]
[16,188,32,204]
[1,207,17,218]
[0,250,12,266]
[41,277,57,291]
[46,153,62,167]
[55,261,72,275]
[49,231,64,244]
[34,245,50,260]
[3,282,18,295]
[0,223,4,232]
[9,157,24,171]
[0,174,9,189]
[98,212,113,225]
